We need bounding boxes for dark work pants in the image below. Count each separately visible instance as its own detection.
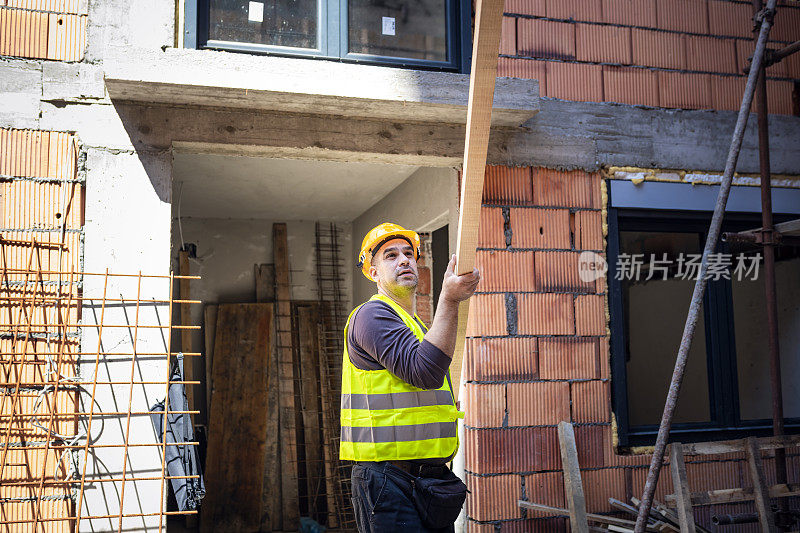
[351,462,457,533]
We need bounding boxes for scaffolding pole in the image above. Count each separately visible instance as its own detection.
[633,0,780,530]
[752,0,789,523]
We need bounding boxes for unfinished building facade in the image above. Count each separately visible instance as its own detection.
[1,0,799,531]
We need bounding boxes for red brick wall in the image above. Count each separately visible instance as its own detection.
[462,166,800,531]
[498,0,800,115]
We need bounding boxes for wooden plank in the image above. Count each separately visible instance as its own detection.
[665,483,800,507]
[179,249,198,423]
[745,437,778,533]
[678,434,800,456]
[273,222,299,530]
[297,304,325,523]
[259,319,282,533]
[557,421,589,533]
[632,497,709,533]
[518,501,661,532]
[668,443,697,533]
[451,0,506,398]
[255,262,275,302]
[202,305,217,417]
[200,304,272,533]
[256,262,282,532]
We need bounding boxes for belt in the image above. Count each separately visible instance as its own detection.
[388,461,447,478]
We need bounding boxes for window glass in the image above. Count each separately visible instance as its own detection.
[620,231,711,426]
[209,0,317,49]
[732,250,800,420]
[348,0,448,61]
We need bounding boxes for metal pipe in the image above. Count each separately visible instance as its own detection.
[745,39,800,72]
[753,1,789,521]
[773,39,800,62]
[713,513,759,525]
[633,1,779,530]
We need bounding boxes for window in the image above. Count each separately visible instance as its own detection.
[607,183,800,447]
[191,0,470,71]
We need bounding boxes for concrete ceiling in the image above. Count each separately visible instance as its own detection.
[173,152,419,221]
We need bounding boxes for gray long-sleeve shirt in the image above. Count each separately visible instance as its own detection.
[347,300,451,390]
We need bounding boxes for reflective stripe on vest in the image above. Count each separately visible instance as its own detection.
[341,389,454,410]
[339,293,463,462]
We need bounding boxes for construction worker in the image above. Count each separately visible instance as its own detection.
[341,223,480,532]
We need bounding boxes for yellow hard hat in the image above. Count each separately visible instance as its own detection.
[357,223,420,280]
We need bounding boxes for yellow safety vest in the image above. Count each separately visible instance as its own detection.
[339,294,464,462]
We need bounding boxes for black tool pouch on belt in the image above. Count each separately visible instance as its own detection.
[411,468,468,529]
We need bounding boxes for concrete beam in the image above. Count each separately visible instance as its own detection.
[515,99,800,174]
[116,102,473,165]
[42,62,106,102]
[103,48,539,127]
[0,59,42,129]
[112,99,800,175]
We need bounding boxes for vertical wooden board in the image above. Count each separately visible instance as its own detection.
[745,437,777,533]
[668,444,697,533]
[453,0,505,398]
[200,304,272,533]
[260,305,282,532]
[557,421,589,533]
[254,263,275,302]
[451,299,470,401]
[273,222,300,529]
[298,305,325,523]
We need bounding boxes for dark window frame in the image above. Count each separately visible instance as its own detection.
[187,0,472,73]
[608,206,800,448]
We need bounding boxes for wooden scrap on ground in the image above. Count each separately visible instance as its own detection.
[558,421,589,533]
[518,501,662,532]
[745,437,778,533]
[669,443,697,533]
